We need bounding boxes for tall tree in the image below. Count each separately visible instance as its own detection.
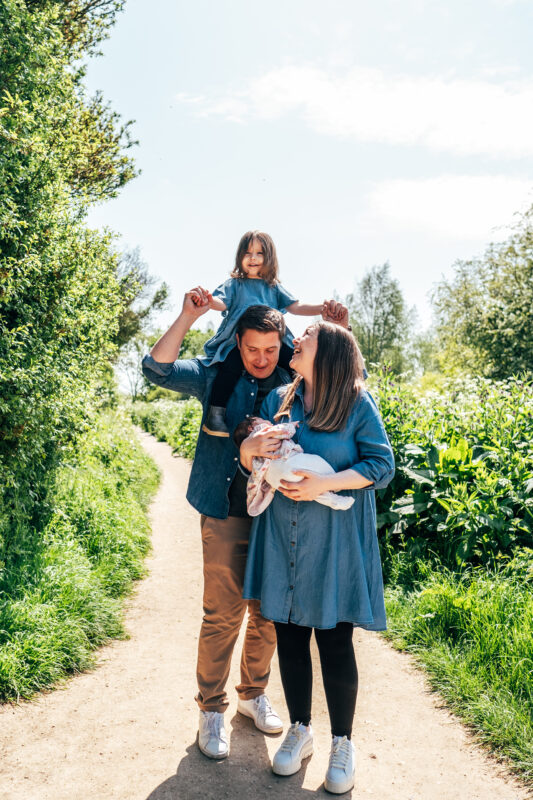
[114,247,169,350]
[345,262,412,373]
[433,207,533,378]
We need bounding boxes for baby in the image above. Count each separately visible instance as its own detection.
[234,417,355,516]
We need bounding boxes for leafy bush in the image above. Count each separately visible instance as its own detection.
[0,0,136,577]
[375,373,533,568]
[0,410,159,701]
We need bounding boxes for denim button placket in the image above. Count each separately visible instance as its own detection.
[287,505,298,600]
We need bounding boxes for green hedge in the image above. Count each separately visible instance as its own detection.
[0,410,159,701]
[1,0,135,580]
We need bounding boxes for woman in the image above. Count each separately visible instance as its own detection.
[239,322,395,794]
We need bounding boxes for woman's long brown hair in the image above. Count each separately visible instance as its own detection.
[231,230,279,286]
[275,322,366,432]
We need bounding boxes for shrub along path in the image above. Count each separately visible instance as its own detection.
[0,432,528,800]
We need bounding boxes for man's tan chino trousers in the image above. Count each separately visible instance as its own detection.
[195,514,277,713]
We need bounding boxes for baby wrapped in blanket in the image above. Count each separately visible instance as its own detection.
[234,417,355,516]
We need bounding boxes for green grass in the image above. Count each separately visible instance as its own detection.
[383,549,533,785]
[0,409,160,701]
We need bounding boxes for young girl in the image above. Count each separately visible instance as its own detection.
[192,230,336,437]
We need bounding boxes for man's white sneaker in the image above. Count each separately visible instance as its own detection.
[198,710,229,759]
[237,694,283,734]
[324,736,356,794]
[272,722,314,776]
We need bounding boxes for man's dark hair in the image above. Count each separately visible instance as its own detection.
[235,304,286,340]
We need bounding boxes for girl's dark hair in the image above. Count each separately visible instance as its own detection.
[231,230,279,286]
[275,322,366,432]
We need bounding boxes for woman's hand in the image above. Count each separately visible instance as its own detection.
[239,426,290,470]
[278,470,327,501]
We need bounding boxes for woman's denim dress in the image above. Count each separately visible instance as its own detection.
[243,384,395,630]
[203,278,297,365]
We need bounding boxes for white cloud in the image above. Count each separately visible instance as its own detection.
[363,175,532,239]
[176,65,533,158]
[174,92,206,105]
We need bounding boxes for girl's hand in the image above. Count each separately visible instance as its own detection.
[322,299,349,328]
[240,426,290,470]
[278,470,327,501]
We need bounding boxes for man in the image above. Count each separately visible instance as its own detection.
[142,286,347,759]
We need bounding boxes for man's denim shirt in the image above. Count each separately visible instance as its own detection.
[141,353,291,520]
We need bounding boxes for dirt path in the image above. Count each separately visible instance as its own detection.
[0,431,529,800]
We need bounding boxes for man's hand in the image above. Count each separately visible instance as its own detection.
[322,299,349,329]
[150,285,212,362]
[278,470,328,501]
[239,426,290,470]
[183,286,213,320]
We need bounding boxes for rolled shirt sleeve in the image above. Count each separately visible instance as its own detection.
[350,392,395,490]
[141,353,208,402]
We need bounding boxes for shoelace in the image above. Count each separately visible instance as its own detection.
[254,694,273,722]
[329,736,351,769]
[204,712,223,738]
[279,722,306,752]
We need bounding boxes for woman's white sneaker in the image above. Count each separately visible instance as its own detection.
[324,736,356,794]
[237,693,283,733]
[198,710,229,759]
[272,722,314,776]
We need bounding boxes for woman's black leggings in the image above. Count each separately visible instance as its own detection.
[274,620,358,738]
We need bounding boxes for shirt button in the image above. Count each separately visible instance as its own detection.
[234,457,238,461]
[289,585,294,590]
[246,414,250,418]
[290,562,294,567]
[226,477,231,481]
[250,392,254,396]
[291,521,296,527]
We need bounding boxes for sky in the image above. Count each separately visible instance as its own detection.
[84,0,533,337]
